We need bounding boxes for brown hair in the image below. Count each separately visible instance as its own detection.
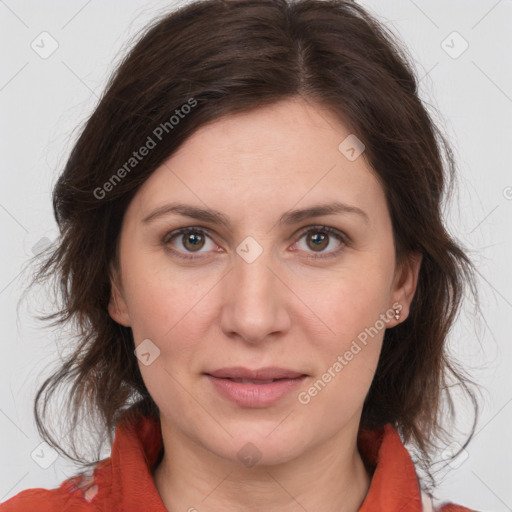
[25,0,478,491]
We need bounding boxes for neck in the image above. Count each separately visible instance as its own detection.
[153,420,372,512]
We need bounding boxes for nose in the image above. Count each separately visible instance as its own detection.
[219,247,291,345]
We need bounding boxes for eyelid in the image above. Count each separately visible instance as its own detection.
[292,224,348,259]
[295,224,349,243]
[162,225,215,245]
[163,224,349,260]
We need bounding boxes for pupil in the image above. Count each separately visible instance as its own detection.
[185,232,203,251]
[310,232,327,251]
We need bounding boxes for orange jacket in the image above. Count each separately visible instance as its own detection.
[0,412,475,511]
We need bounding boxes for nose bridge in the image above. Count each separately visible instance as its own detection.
[235,250,274,302]
[219,238,289,343]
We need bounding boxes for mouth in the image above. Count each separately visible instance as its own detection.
[205,366,307,380]
[204,367,308,407]
[219,377,289,384]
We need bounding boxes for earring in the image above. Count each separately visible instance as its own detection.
[394,308,401,321]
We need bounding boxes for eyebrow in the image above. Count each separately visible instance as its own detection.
[142,201,369,227]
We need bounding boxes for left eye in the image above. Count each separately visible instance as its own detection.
[293,226,345,257]
[163,226,346,260]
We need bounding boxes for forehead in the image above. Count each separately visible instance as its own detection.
[127,97,386,224]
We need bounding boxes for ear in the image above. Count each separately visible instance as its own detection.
[389,251,422,326]
[108,265,131,327]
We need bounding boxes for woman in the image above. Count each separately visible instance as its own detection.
[1,0,479,510]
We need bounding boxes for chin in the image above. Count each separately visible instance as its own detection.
[200,424,312,468]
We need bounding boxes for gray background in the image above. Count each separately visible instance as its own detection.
[1,0,511,510]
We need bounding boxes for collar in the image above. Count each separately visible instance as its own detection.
[90,412,424,511]
[357,425,423,511]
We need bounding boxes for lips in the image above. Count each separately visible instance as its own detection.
[229,378,275,384]
[204,367,308,407]
[206,366,306,381]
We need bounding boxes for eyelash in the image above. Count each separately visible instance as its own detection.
[162,225,348,261]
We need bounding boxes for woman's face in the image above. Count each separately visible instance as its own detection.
[109,96,420,465]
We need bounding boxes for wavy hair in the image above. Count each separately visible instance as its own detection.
[23,0,479,492]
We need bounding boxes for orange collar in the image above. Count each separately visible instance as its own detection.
[357,425,424,511]
[85,412,427,511]
[0,411,476,511]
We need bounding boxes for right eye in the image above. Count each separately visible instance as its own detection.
[163,227,220,260]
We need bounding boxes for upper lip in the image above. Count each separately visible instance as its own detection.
[206,367,306,380]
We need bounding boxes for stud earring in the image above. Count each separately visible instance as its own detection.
[394,308,401,321]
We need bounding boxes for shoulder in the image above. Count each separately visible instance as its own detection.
[0,472,103,512]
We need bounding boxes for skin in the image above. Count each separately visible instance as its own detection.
[108,96,421,512]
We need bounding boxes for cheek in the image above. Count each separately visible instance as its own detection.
[290,260,393,412]
[122,254,221,376]
[295,275,390,416]
[292,261,394,348]
[123,265,214,424]
[121,242,197,332]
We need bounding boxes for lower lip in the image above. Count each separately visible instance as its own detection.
[205,375,307,407]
